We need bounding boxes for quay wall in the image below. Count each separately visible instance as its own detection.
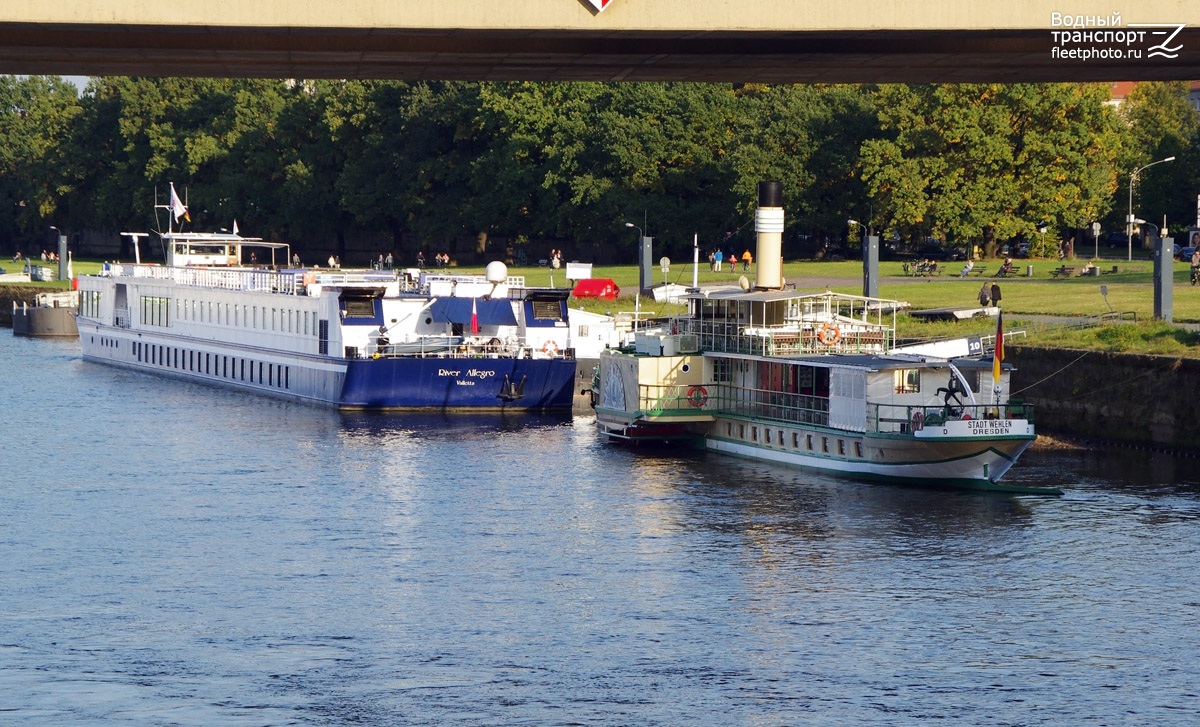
[0,285,39,328]
[1009,346,1200,453]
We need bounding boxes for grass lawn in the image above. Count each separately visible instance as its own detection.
[505,256,1200,357]
[15,255,1200,357]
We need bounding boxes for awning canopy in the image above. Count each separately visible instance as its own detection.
[428,297,518,326]
[571,278,620,299]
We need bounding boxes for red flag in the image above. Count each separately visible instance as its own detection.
[992,310,1004,382]
[470,297,479,335]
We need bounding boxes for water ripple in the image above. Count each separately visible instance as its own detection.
[1,336,1198,724]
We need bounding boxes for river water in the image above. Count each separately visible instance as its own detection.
[2,334,1198,726]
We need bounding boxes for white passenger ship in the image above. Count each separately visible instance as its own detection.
[591,183,1050,494]
[76,223,577,411]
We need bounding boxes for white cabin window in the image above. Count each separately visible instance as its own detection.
[140,295,170,328]
[894,368,921,394]
[712,358,732,383]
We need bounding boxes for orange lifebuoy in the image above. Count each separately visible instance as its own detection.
[817,323,841,346]
[687,385,708,407]
[542,341,560,357]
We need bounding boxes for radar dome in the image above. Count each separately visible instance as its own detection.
[485,261,508,283]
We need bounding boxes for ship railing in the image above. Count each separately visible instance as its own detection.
[679,319,891,356]
[111,263,303,295]
[869,401,1035,434]
[361,337,576,360]
[636,382,830,425]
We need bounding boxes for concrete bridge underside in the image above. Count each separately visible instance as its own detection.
[2,2,1199,83]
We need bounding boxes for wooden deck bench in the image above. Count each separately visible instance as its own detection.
[1050,266,1075,279]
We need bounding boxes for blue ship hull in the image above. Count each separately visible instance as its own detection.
[340,357,578,411]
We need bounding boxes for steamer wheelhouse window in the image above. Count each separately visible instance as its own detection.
[343,299,376,318]
[894,368,921,394]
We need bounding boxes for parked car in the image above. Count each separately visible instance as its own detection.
[1107,232,1141,248]
[1179,246,1198,262]
[915,244,951,261]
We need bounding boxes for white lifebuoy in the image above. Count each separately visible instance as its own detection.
[817,323,842,346]
[542,341,560,357]
[687,385,709,408]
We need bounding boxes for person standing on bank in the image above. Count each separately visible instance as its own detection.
[990,282,1002,308]
[978,282,991,307]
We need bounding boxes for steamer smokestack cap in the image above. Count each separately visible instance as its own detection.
[754,181,784,290]
[758,180,782,208]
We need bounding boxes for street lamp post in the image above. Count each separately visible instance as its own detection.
[1128,155,1176,262]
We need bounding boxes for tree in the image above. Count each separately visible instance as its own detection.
[860,83,1122,257]
[1117,82,1200,237]
[0,75,81,253]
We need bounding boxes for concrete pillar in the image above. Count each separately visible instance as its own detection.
[638,236,653,292]
[862,234,879,298]
[1152,235,1173,321]
[56,233,68,281]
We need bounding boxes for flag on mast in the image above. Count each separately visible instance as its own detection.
[992,310,1004,382]
[168,183,190,223]
[470,297,480,335]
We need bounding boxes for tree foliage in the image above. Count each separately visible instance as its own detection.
[1117,81,1200,235]
[861,83,1123,256]
[0,76,1191,263]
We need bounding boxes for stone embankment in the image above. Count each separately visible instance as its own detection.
[0,285,40,327]
[1009,346,1200,455]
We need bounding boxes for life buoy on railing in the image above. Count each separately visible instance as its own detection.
[542,341,560,357]
[911,411,924,431]
[687,385,709,407]
[817,323,842,346]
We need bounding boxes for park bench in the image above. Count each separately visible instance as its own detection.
[970,265,988,276]
[1050,266,1075,279]
[904,261,941,276]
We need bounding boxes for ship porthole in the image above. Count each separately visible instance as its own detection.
[681,364,691,373]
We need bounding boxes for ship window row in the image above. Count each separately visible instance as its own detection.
[132,341,290,390]
[726,422,862,458]
[172,298,316,335]
[140,296,170,327]
[80,291,101,318]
